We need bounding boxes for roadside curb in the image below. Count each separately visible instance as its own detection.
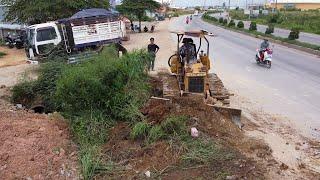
[202,18,320,57]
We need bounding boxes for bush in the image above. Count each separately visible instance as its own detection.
[237,21,244,28]
[55,48,151,121]
[148,125,166,143]
[223,19,228,26]
[161,116,188,135]
[249,22,257,31]
[228,19,236,27]
[265,24,274,34]
[11,60,66,111]
[131,122,150,140]
[11,81,37,108]
[219,17,223,23]
[288,28,300,40]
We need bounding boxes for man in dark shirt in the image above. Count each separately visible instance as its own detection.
[147,38,160,71]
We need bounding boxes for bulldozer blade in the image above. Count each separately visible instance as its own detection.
[208,104,243,130]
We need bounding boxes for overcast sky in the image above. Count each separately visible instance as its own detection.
[160,0,268,7]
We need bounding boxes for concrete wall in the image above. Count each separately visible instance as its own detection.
[271,3,320,10]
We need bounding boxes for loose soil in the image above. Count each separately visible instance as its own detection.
[0,110,79,179]
[95,75,278,179]
[0,46,27,68]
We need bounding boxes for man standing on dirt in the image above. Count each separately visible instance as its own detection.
[147,38,160,71]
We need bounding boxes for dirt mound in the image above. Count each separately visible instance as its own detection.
[0,110,79,179]
[98,93,269,179]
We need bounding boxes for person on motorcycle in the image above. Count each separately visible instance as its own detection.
[259,39,270,61]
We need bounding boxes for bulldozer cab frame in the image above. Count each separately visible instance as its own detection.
[175,30,210,63]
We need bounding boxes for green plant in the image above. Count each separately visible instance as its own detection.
[237,21,244,28]
[288,28,300,40]
[228,19,235,27]
[181,138,235,165]
[219,17,223,23]
[161,116,188,135]
[79,145,101,180]
[131,122,150,139]
[0,51,7,58]
[55,48,151,120]
[148,125,166,143]
[223,19,228,26]
[249,21,257,31]
[11,81,37,108]
[265,24,274,34]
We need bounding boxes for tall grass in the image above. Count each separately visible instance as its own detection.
[11,46,153,179]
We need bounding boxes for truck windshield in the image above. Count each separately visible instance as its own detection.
[36,27,57,42]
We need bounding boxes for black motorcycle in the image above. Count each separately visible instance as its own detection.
[14,35,24,49]
[5,35,15,48]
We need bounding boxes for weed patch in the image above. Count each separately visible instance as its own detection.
[0,51,7,58]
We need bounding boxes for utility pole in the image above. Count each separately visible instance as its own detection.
[228,0,230,10]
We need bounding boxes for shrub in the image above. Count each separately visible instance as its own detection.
[237,21,244,28]
[228,19,236,27]
[161,116,188,135]
[265,24,274,34]
[55,48,151,121]
[219,17,223,23]
[131,122,150,139]
[223,19,228,25]
[249,21,257,31]
[288,28,300,40]
[148,125,166,143]
[11,81,37,108]
[0,52,6,58]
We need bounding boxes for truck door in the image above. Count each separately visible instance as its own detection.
[34,26,61,55]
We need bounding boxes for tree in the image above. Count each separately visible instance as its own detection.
[117,0,160,33]
[0,0,109,24]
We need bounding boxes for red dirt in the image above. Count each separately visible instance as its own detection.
[98,93,268,179]
[0,110,79,179]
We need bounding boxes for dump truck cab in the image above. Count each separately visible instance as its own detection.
[26,22,62,59]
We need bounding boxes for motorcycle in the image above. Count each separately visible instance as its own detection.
[14,31,26,49]
[5,35,15,49]
[256,48,273,68]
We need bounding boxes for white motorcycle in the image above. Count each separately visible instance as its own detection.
[255,48,273,68]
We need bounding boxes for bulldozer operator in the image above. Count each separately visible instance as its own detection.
[179,38,197,64]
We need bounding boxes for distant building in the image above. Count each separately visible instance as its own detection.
[268,0,320,10]
[0,5,25,40]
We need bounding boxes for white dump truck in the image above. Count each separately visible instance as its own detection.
[25,8,126,62]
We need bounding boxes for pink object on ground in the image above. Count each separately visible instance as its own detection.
[191,127,199,137]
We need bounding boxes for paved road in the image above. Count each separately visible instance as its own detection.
[211,13,320,46]
[170,16,320,139]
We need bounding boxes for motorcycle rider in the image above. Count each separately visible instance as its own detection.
[259,39,270,61]
[186,16,190,24]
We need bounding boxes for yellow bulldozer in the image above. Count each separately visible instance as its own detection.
[168,30,213,98]
[167,30,243,129]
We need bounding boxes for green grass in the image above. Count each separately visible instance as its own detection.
[181,138,234,165]
[147,125,166,143]
[11,46,153,179]
[131,121,151,140]
[202,13,320,51]
[229,9,320,35]
[0,52,7,58]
